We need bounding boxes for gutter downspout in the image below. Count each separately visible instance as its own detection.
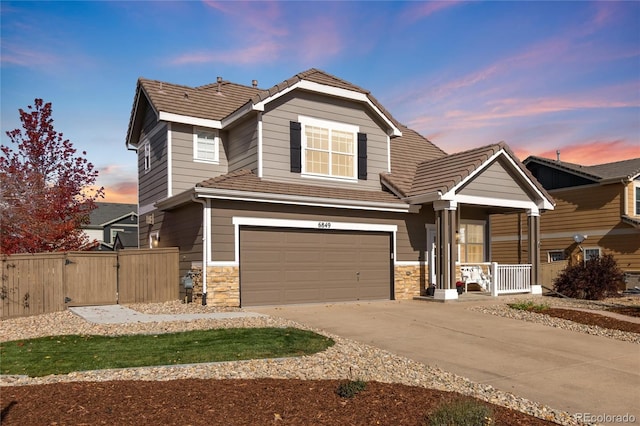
[191,194,209,305]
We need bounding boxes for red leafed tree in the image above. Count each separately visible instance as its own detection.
[0,99,104,254]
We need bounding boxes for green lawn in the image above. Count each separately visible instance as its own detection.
[0,327,334,377]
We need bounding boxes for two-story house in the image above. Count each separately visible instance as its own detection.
[491,156,640,288]
[125,69,554,306]
[82,202,138,251]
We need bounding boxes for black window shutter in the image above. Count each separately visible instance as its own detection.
[357,133,367,180]
[290,121,302,173]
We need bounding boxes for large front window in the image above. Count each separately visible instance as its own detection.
[635,184,640,215]
[459,222,485,263]
[301,117,357,180]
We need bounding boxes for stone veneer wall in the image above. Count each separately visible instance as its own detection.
[188,266,240,307]
[191,265,425,305]
[394,264,425,299]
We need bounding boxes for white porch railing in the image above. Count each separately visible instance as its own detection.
[493,263,532,296]
[458,262,533,296]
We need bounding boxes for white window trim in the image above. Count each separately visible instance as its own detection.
[583,247,601,263]
[299,115,359,182]
[547,249,566,263]
[143,142,151,173]
[457,220,487,263]
[193,128,220,164]
[110,228,124,244]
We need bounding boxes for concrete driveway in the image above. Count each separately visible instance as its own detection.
[252,299,640,422]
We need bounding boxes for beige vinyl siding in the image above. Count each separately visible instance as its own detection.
[458,159,532,201]
[261,91,389,191]
[546,184,622,233]
[227,116,258,173]
[209,200,432,263]
[490,183,640,270]
[138,123,168,206]
[491,212,529,264]
[171,124,229,195]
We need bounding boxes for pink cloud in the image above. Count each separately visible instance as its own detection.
[1,43,60,67]
[297,17,344,63]
[202,0,287,37]
[534,140,638,165]
[399,1,464,24]
[171,40,282,65]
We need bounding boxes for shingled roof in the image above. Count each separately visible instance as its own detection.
[405,142,553,203]
[127,68,402,147]
[524,156,640,182]
[381,125,448,197]
[196,170,407,207]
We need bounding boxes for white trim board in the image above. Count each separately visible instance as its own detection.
[230,216,398,265]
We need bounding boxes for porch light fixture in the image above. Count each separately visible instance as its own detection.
[572,234,587,244]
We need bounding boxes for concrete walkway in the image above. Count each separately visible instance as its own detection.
[68,305,265,324]
[252,300,640,423]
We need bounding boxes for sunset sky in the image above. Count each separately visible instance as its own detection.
[1,1,638,204]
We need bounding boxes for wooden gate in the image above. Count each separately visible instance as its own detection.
[64,252,118,306]
[1,248,179,319]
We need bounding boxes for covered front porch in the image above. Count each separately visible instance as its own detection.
[397,143,555,302]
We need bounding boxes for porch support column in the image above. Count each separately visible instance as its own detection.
[434,200,458,300]
[527,208,542,294]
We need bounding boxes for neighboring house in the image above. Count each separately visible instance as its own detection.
[83,202,139,250]
[491,156,640,288]
[125,69,554,306]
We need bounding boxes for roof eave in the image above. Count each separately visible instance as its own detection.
[193,187,410,213]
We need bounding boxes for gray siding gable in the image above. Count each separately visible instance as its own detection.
[260,91,389,191]
[458,158,536,202]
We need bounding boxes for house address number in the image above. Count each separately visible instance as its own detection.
[318,221,332,229]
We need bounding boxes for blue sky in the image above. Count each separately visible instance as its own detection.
[1,1,638,203]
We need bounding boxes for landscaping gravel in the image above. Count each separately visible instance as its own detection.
[4,297,635,426]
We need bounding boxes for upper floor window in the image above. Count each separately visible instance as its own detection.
[143,142,151,172]
[300,117,359,180]
[194,129,219,163]
[458,222,485,263]
[584,247,600,263]
[635,182,640,216]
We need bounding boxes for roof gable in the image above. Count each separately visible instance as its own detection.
[405,143,554,210]
[87,203,138,227]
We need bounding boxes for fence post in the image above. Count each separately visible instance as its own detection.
[491,262,499,297]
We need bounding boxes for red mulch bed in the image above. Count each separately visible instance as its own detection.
[1,379,557,425]
[2,306,637,425]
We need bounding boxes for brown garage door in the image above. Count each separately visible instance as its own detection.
[240,227,392,306]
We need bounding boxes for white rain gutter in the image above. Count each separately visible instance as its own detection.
[191,194,210,305]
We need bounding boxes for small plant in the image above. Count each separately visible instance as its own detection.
[508,300,549,312]
[553,254,624,300]
[428,398,493,426]
[336,379,367,398]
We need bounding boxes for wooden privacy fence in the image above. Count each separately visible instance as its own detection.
[1,248,179,319]
[540,260,568,290]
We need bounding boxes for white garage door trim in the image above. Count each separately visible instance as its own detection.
[219,216,398,266]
